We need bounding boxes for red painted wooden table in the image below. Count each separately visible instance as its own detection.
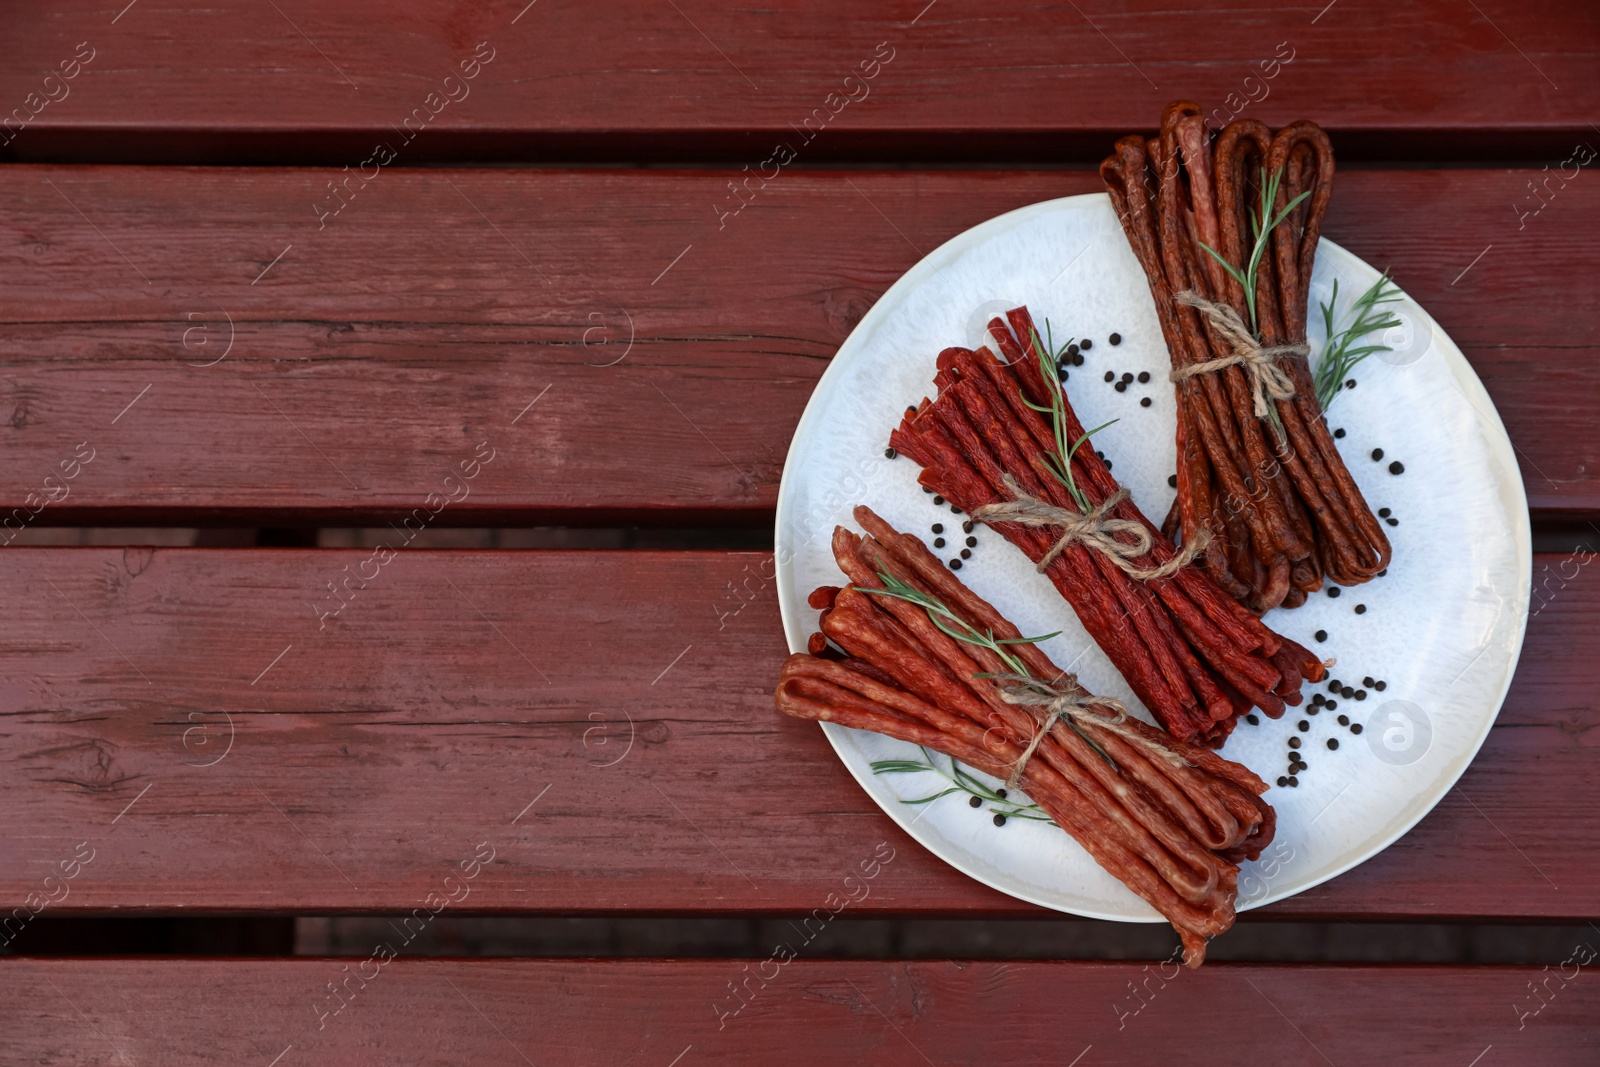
[2,2,1597,1063]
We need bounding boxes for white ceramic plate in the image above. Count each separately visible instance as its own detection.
[774,193,1530,920]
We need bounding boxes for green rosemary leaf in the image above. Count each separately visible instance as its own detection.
[902,788,962,805]
[1314,270,1401,411]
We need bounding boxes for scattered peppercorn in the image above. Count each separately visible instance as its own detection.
[1109,332,1122,345]
[1371,448,1384,461]
[1379,569,1387,577]
[1311,693,1326,707]
[1389,461,1405,475]
[1337,714,1350,726]
[1340,686,1353,699]
[1168,474,1178,488]
[1246,714,1260,725]
[960,548,971,559]
[1327,738,1339,750]
[1104,460,1112,471]
[1329,679,1341,692]
[932,523,944,534]
[1120,372,1133,383]
[1298,720,1310,732]
[1386,517,1399,526]
[1377,509,1391,519]
[1140,397,1152,407]
[949,559,962,570]
[1334,428,1346,438]
[969,795,982,808]
[934,537,946,548]
[923,486,933,494]
[1073,353,1085,366]
[996,788,1007,799]
[1355,690,1367,701]
[962,521,974,533]
[1080,339,1093,351]
[965,536,977,548]
[1350,723,1364,735]
[1363,676,1375,687]
[1354,604,1367,615]
[1375,680,1387,691]
[993,813,1007,827]
[1137,371,1150,383]
[1345,379,1356,390]
[906,405,917,415]
[1326,698,1338,710]
[1328,587,1341,598]
[1060,369,1070,382]
[1104,371,1114,383]
[951,506,963,514]
[1276,776,1289,787]
[1067,344,1080,358]
[933,495,944,505]
[1288,737,1302,750]
[885,447,897,459]
[1287,775,1299,787]
[1115,381,1128,392]
[1314,629,1327,642]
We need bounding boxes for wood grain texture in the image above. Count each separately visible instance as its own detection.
[0,167,1594,524]
[1,1,1595,163]
[0,548,1590,921]
[4,958,1596,1065]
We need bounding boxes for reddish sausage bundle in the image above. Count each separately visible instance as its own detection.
[775,506,1275,966]
[888,306,1322,744]
[1101,101,1391,612]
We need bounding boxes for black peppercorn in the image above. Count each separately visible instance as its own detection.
[1104,371,1114,383]
[1328,587,1341,598]
[1345,379,1356,390]
[1060,369,1070,382]
[1246,714,1259,725]
[884,447,897,459]
[934,537,946,548]
[1354,604,1367,615]
[1371,448,1384,461]
[1314,630,1327,642]
[1327,738,1339,750]
[1337,714,1349,726]
[1355,689,1367,701]
[1287,775,1299,786]
[932,523,944,534]
[965,536,977,547]
[1288,737,1301,749]
[923,486,933,494]
[1311,693,1325,706]
[962,521,974,533]
[1109,332,1122,345]
[1363,676,1375,688]
[933,495,944,505]
[1334,427,1346,438]
[1326,698,1338,710]
[1137,371,1150,383]
[949,559,962,570]
[951,506,962,514]
[1386,517,1399,526]
[1389,461,1404,475]
[1067,344,1080,358]
[969,795,982,808]
[1276,776,1288,787]
[1375,680,1387,691]
[1341,686,1354,699]
[1080,339,1093,351]
[1377,509,1390,519]
[1120,372,1133,383]
[960,548,971,559]
[993,813,1007,827]
[1298,720,1310,732]
[1168,474,1178,488]
[1115,381,1128,392]
[1378,569,1387,577]
[1350,723,1364,735]
[1329,679,1341,691]
[1140,397,1152,407]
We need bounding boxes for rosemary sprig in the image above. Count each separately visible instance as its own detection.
[871,746,1052,821]
[1313,271,1402,411]
[1023,322,1117,513]
[858,569,1060,678]
[1197,167,1312,337]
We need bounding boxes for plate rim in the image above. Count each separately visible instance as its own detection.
[773,191,1532,921]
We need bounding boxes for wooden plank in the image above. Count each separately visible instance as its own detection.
[5,958,1596,1064]
[0,548,1591,921]
[0,167,1595,524]
[1,2,1595,163]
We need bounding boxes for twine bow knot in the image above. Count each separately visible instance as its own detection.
[987,673,1186,789]
[972,474,1208,581]
[1171,290,1304,420]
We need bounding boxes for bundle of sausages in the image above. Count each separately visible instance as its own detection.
[775,505,1275,965]
[887,306,1322,744]
[1101,101,1390,613]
